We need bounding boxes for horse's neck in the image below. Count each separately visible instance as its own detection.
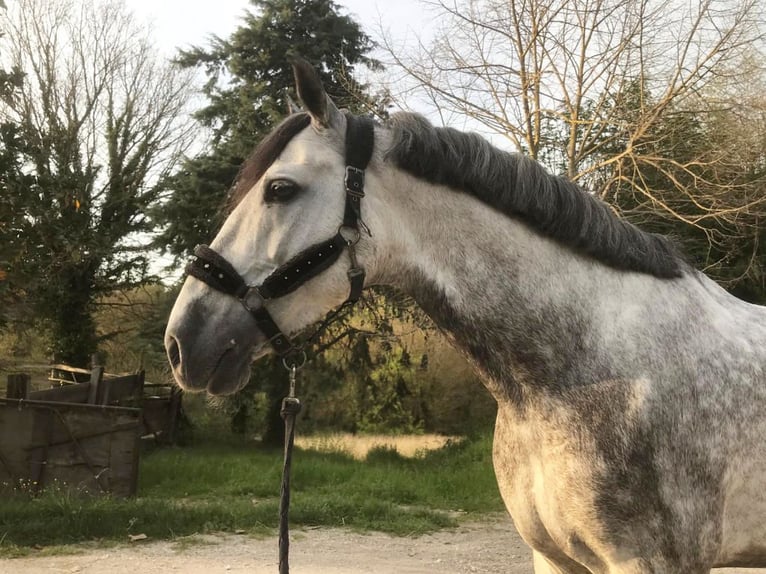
[370,173,681,401]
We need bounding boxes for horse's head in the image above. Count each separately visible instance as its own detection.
[164,60,380,394]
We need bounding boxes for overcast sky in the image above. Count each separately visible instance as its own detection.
[125,0,432,57]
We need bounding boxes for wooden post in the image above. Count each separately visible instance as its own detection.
[88,354,105,405]
[166,387,182,444]
[6,373,30,399]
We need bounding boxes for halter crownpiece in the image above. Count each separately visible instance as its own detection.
[186,114,375,358]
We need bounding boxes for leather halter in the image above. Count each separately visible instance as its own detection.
[186,114,375,358]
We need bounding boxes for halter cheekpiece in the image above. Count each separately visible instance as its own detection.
[186,114,375,359]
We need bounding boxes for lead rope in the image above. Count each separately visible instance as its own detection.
[278,363,302,574]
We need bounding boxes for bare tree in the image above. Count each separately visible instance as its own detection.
[384,0,766,293]
[0,0,197,364]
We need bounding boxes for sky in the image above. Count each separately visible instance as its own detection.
[124,0,440,121]
[125,0,433,58]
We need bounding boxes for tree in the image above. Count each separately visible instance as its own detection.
[153,0,386,259]
[0,0,196,365]
[0,63,29,328]
[385,0,766,297]
[596,80,766,298]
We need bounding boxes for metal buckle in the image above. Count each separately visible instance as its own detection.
[344,166,365,197]
[241,287,265,312]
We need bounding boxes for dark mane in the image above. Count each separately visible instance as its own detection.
[385,113,685,278]
[226,112,311,213]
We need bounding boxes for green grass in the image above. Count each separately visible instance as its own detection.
[0,435,503,555]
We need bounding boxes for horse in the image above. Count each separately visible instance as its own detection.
[164,59,766,573]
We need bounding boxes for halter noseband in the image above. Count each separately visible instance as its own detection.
[185,114,375,358]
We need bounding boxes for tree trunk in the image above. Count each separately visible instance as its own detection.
[48,265,98,367]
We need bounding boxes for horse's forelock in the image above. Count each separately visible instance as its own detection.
[224,113,312,214]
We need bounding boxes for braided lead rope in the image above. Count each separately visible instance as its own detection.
[278,365,302,574]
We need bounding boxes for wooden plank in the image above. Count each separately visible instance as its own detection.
[88,365,105,405]
[140,387,183,443]
[49,364,92,376]
[0,407,41,486]
[109,428,142,497]
[0,398,140,414]
[0,399,141,497]
[21,421,140,450]
[48,364,91,385]
[144,383,178,397]
[101,371,144,406]
[29,382,90,403]
[6,374,30,399]
[166,387,182,444]
[141,398,169,436]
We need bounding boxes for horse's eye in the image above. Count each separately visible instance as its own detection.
[264,179,300,203]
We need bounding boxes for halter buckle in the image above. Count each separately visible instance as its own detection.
[345,166,365,198]
[241,287,265,312]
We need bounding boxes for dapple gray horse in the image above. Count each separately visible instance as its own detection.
[165,60,766,572]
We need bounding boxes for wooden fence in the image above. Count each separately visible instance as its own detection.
[0,397,141,497]
[7,365,182,442]
[1,364,183,497]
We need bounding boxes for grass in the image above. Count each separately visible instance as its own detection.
[0,434,504,556]
[295,433,459,459]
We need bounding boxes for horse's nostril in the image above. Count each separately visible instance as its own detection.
[166,336,181,369]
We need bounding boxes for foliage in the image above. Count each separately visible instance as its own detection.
[591,81,766,301]
[0,0,195,365]
[93,284,179,380]
[0,435,502,552]
[0,64,29,327]
[153,0,386,259]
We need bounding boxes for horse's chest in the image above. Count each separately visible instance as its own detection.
[490,394,740,570]
[492,405,608,566]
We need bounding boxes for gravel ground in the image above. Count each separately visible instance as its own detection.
[3,514,764,574]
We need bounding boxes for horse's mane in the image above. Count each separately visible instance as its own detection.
[385,112,685,279]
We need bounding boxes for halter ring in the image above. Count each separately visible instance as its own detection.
[338,225,361,246]
[282,349,307,371]
[241,287,265,312]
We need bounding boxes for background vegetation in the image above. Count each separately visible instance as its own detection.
[0,0,499,444]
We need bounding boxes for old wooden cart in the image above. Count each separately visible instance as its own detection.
[1,365,182,497]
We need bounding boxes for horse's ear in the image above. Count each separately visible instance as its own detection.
[291,57,343,131]
[285,93,303,115]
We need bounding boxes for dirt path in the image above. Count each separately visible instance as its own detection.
[3,514,763,574]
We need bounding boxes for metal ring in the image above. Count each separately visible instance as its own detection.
[282,349,307,371]
[241,287,265,313]
[338,225,361,246]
